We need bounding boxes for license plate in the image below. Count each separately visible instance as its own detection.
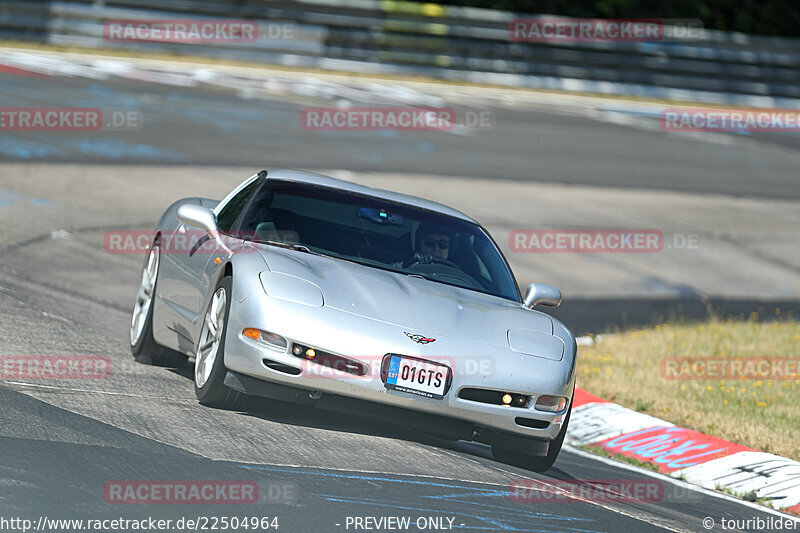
[382,354,451,399]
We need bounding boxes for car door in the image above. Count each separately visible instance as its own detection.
[162,178,261,350]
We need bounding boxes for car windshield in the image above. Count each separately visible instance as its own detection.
[233,180,520,302]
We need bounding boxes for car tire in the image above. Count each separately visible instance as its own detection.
[194,276,240,409]
[130,240,187,367]
[492,404,572,472]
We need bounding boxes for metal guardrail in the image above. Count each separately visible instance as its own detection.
[2,0,799,104]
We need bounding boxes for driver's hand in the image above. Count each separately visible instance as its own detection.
[403,252,436,268]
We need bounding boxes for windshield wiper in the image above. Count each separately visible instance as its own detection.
[252,239,315,254]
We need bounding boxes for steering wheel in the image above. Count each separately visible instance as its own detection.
[404,253,464,271]
[405,259,483,290]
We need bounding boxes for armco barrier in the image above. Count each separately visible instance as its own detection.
[1,0,799,104]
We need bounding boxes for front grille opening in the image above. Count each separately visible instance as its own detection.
[458,388,530,408]
[515,417,550,429]
[262,359,302,375]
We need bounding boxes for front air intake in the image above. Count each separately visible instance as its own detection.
[515,417,550,429]
[262,359,302,375]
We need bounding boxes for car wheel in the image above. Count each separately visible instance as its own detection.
[492,404,572,472]
[194,276,239,408]
[130,241,187,367]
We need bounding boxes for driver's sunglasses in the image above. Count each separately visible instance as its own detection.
[422,238,450,250]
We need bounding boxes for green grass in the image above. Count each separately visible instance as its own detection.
[715,484,775,508]
[578,316,800,460]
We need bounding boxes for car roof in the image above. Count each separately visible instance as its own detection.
[265,169,477,223]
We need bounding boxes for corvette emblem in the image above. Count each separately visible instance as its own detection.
[404,332,435,344]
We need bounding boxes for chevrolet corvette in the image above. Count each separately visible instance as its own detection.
[130,169,576,471]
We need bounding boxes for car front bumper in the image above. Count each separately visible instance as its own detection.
[224,293,575,445]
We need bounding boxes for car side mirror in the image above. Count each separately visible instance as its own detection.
[524,283,562,308]
[177,204,218,233]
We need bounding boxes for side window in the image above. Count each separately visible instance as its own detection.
[238,185,283,241]
[216,178,261,234]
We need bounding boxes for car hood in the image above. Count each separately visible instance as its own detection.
[256,247,553,346]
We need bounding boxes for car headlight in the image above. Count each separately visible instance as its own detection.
[507,329,565,361]
[259,272,323,307]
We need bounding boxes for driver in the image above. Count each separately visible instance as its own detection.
[418,228,451,261]
[398,223,455,268]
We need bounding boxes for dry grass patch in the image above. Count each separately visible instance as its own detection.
[577,315,800,460]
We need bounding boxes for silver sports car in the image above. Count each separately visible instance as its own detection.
[130,169,576,471]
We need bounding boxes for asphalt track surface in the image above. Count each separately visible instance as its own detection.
[1,53,799,200]
[1,51,799,532]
